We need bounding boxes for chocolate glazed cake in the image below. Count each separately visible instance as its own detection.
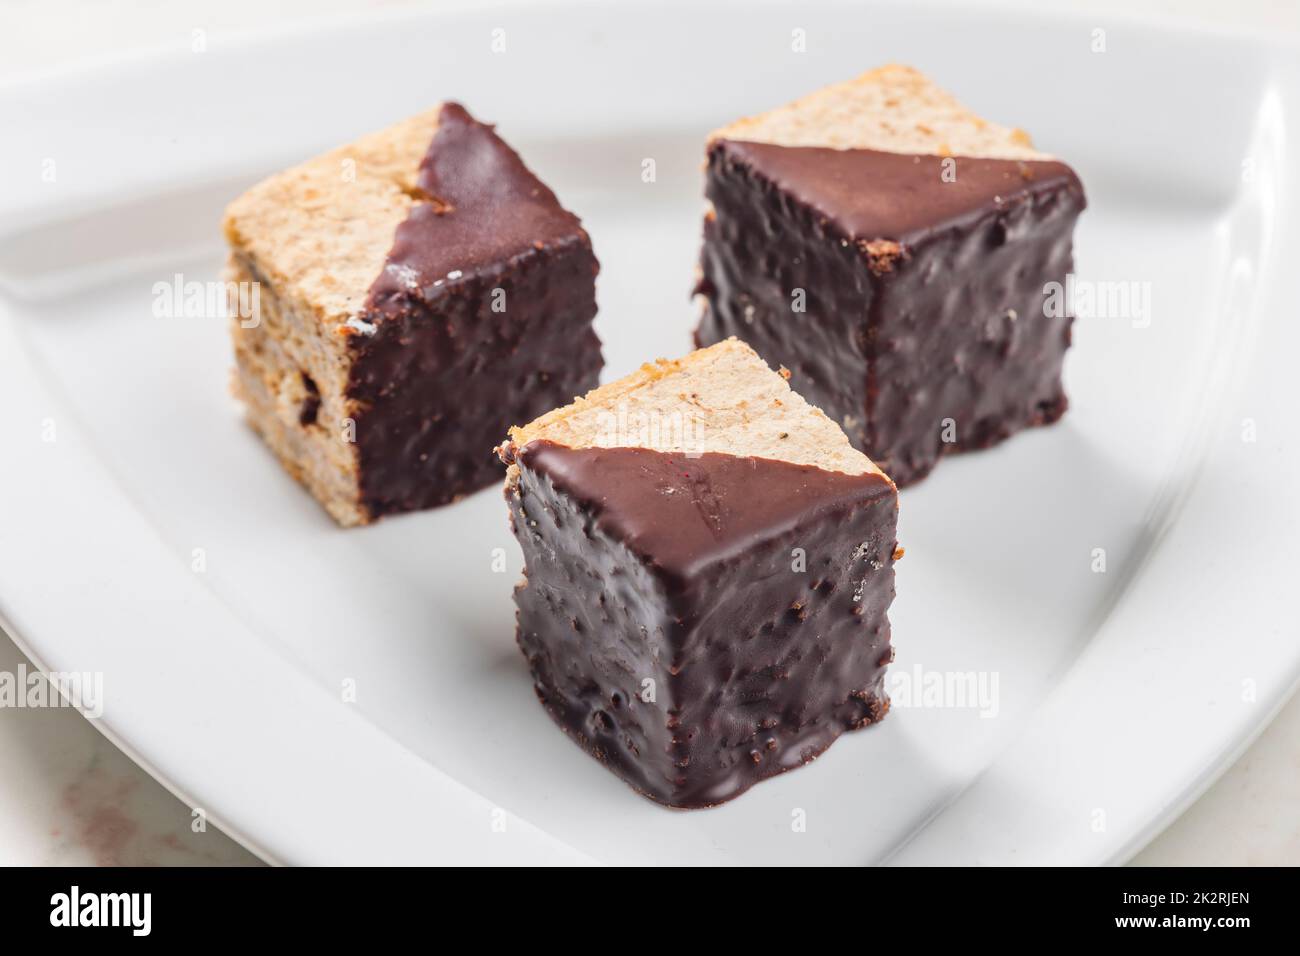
[224,103,601,525]
[498,339,900,808]
[694,65,1087,486]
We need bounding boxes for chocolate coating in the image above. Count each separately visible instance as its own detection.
[507,441,898,808]
[348,103,602,518]
[695,140,1086,486]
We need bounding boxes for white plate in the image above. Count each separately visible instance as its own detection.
[2,0,1298,865]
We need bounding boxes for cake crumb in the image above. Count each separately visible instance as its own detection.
[860,239,904,276]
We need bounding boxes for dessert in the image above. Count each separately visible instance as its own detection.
[694,65,1086,485]
[224,102,601,525]
[498,338,899,807]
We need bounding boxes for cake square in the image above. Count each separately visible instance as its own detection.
[224,102,602,525]
[694,65,1086,486]
[498,338,899,807]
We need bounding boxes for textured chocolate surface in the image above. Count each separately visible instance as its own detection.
[695,140,1086,486]
[506,440,898,808]
[348,103,602,518]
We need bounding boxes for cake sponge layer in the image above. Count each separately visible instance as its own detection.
[713,64,1048,160]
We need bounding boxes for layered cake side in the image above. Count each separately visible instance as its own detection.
[224,103,602,526]
[694,65,1087,486]
[498,338,900,808]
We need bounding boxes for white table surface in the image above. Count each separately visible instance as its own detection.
[1,0,1296,867]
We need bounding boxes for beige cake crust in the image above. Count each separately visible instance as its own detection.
[503,338,886,482]
[712,64,1049,160]
[223,108,442,332]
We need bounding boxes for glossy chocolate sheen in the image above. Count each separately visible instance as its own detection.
[348,103,602,518]
[695,140,1086,486]
[507,440,898,808]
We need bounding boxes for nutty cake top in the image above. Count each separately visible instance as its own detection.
[502,338,885,480]
[223,109,439,330]
[712,64,1050,161]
